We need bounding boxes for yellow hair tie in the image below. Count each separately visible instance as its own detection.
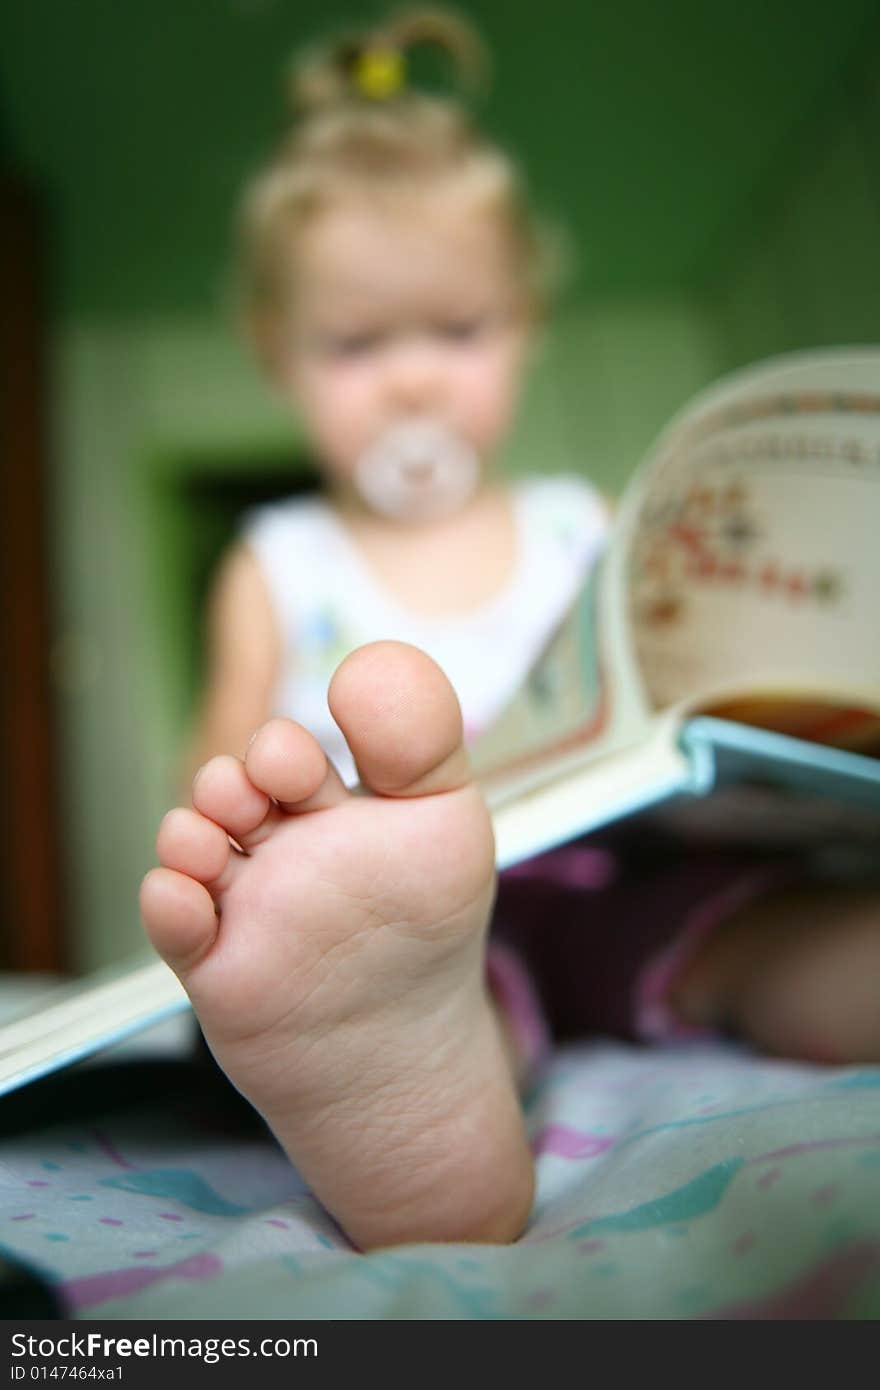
[353,46,406,100]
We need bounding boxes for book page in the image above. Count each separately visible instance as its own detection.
[619,347,880,721]
[473,569,605,765]
[470,551,681,810]
[0,958,187,1098]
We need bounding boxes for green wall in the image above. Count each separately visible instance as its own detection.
[708,54,880,366]
[2,0,879,313]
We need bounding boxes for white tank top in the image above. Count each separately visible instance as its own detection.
[242,475,609,785]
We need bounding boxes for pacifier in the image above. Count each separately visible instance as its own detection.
[353,418,480,522]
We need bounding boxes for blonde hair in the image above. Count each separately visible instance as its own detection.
[236,6,570,329]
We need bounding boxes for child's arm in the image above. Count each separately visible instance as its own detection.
[180,542,281,796]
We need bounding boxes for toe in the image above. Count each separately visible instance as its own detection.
[328,641,470,797]
[156,807,236,891]
[140,866,218,972]
[245,718,348,811]
[192,754,281,850]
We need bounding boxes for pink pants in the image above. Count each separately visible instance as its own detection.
[486,838,800,1073]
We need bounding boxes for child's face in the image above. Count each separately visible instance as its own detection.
[269,193,534,494]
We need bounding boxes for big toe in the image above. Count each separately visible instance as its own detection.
[328,641,470,797]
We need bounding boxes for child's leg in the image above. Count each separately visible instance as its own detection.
[669,878,880,1064]
[491,843,792,1046]
[140,642,534,1251]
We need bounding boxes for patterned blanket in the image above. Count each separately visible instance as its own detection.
[1,1037,878,1319]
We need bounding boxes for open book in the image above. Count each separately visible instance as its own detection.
[477,345,880,863]
[2,346,879,1098]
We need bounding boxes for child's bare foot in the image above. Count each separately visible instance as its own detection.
[670,879,880,1064]
[140,642,533,1250]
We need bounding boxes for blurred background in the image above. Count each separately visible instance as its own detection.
[1,0,878,976]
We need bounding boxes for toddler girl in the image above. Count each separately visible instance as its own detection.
[184,6,606,791]
[142,8,880,1252]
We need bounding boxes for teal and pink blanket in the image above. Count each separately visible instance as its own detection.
[1,1037,878,1318]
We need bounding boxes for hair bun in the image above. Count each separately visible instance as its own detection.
[289,6,488,116]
